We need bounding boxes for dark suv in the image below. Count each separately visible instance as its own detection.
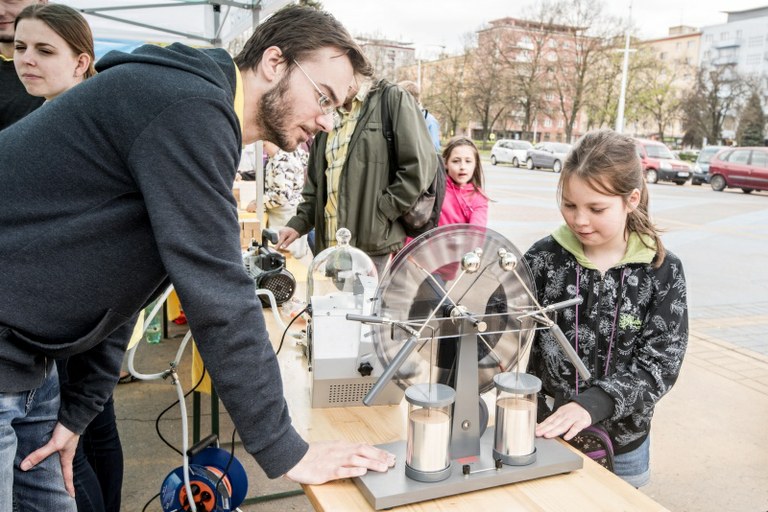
[634,139,691,185]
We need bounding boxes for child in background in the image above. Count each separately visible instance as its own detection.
[424,136,490,384]
[438,136,489,228]
[523,129,688,487]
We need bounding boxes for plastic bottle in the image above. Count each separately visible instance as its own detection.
[145,300,162,344]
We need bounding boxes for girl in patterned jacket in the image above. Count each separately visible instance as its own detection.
[523,129,688,487]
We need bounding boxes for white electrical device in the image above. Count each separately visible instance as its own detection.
[305,228,403,408]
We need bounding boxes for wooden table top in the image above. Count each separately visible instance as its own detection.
[274,343,668,512]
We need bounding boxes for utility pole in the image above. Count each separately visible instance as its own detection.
[615,1,634,133]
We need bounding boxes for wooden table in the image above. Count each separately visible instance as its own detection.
[274,345,669,512]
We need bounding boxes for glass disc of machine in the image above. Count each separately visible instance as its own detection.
[373,224,538,394]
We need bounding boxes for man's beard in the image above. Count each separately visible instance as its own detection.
[0,34,14,44]
[256,74,296,151]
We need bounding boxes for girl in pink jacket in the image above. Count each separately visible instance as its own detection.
[438,136,489,227]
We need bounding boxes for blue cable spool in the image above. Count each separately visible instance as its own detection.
[160,447,248,512]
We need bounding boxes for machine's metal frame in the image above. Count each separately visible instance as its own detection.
[354,316,583,510]
[349,227,590,509]
[355,433,582,510]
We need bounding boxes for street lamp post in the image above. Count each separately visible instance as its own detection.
[415,44,445,89]
[615,1,634,133]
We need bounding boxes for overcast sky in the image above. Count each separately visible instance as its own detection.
[319,0,765,55]
[65,0,767,51]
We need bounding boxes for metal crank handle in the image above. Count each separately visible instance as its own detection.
[362,333,420,406]
[346,313,392,324]
[517,297,584,320]
[549,324,591,381]
[541,297,583,314]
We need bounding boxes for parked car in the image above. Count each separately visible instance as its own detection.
[634,138,691,185]
[708,146,768,194]
[490,139,533,167]
[691,145,727,185]
[525,142,572,172]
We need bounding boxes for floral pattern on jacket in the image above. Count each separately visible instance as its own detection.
[264,147,308,210]
[523,226,688,454]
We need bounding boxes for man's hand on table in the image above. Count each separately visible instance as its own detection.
[283,440,396,485]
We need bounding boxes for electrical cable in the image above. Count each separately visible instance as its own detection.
[276,305,309,356]
[213,427,238,500]
[142,491,161,512]
[155,367,208,456]
[172,366,196,512]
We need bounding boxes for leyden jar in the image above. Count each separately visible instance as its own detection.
[492,372,541,465]
[405,383,455,482]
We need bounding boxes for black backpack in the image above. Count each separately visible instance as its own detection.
[380,84,446,238]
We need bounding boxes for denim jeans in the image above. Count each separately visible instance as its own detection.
[614,435,651,488]
[0,364,76,511]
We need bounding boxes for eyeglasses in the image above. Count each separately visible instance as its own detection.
[293,59,336,118]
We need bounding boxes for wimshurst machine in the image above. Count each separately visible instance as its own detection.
[345,225,590,510]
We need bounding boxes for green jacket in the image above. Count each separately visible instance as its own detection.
[286,80,436,255]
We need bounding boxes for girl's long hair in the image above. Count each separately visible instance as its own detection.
[558,129,666,266]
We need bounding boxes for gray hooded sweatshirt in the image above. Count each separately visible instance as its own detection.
[0,43,306,478]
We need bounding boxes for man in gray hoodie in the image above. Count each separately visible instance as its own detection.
[0,5,394,510]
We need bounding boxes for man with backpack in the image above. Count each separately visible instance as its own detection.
[277,78,437,274]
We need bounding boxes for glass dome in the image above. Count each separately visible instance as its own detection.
[306,228,378,301]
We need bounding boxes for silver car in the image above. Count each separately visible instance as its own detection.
[525,142,572,173]
[490,139,533,167]
[691,146,726,185]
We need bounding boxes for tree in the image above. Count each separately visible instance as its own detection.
[635,63,682,142]
[422,53,472,137]
[681,65,749,146]
[466,31,514,148]
[503,1,561,140]
[551,0,619,142]
[584,42,657,133]
[736,90,765,146]
[298,0,324,8]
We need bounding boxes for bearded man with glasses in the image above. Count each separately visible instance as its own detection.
[276,71,437,275]
[0,5,396,510]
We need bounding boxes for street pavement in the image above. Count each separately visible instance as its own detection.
[114,163,768,511]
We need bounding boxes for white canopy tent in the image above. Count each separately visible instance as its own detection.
[62,0,290,51]
[58,1,293,221]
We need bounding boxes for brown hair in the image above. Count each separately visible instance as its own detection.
[16,4,95,79]
[558,129,666,266]
[442,136,488,197]
[234,5,372,78]
[398,80,420,103]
